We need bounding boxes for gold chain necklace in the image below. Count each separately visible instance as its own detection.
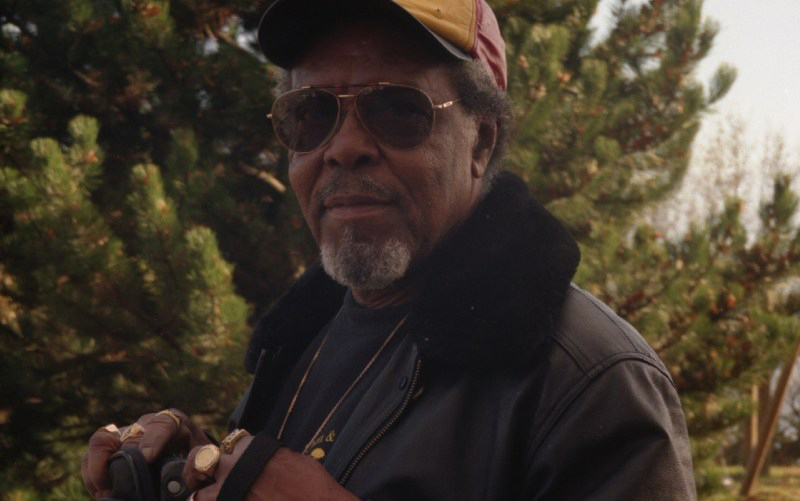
[276,311,411,455]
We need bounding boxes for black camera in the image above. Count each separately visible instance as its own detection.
[100,447,190,501]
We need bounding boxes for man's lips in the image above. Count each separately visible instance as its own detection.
[322,194,396,220]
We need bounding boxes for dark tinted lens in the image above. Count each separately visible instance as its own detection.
[356,86,434,148]
[272,89,338,152]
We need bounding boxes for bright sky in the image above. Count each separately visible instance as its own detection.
[591,0,800,149]
[590,0,800,235]
[694,0,800,148]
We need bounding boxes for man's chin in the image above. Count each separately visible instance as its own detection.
[320,236,412,291]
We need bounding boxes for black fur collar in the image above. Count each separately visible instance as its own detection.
[245,172,580,372]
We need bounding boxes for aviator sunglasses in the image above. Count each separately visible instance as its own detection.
[267,83,459,153]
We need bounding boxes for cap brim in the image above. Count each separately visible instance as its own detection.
[258,0,470,69]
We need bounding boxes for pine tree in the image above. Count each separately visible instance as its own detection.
[0,1,312,494]
[2,0,799,497]
[493,0,800,493]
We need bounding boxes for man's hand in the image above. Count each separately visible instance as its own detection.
[81,409,211,500]
[183,435,360,501]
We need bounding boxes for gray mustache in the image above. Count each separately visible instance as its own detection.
[316,175,399,210]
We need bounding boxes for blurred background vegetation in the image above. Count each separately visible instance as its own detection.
[1,0,798,499]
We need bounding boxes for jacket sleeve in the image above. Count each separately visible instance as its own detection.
[523,359,697,500]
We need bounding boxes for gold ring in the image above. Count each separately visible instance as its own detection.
[187,493,196,501]
[220,429,250,454]
[156,409,181,430]
[101,423,121,438]
[119,422,145,442]
[193,444,220,475]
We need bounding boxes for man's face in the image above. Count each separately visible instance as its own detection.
[287,21,490,291]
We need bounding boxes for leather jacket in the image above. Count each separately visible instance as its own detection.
[230,172,696,500]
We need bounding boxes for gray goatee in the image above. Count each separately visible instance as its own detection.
[321,227,412,290]
[317,175,412,290]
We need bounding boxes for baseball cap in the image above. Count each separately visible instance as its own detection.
[257,0,507,91]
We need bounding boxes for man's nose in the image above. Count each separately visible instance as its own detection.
[322,104,380,169]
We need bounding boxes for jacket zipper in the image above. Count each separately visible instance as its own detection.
[338,357,423,485]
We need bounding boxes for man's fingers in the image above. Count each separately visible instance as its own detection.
[84,428,122,498]
[137,409,205,462]
[81,452,113,499]
[117,424,144,455]
[220,429,252,455]
[183,434,251,494]
[184,435,255,499]
[137,412,182,462]
[182,445,219,492]
[81,451,101,499]
[82,411,202,500]
[190,484,220,501]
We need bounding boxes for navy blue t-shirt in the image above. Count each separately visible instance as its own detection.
[266,291,410,461]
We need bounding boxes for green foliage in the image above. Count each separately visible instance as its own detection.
[0,115,250,488]
[494,0,800,493]
[0,0,310,493]
[1,0,798,496]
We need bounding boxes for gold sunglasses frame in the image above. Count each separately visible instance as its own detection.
[267,82,459,153]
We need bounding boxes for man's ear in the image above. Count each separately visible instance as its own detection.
[471,118,499,179]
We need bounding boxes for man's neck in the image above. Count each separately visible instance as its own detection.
[350,276,420,309]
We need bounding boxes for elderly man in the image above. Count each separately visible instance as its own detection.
[82,0,696,499]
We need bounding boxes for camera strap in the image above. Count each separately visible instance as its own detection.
[217,432,284,501]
